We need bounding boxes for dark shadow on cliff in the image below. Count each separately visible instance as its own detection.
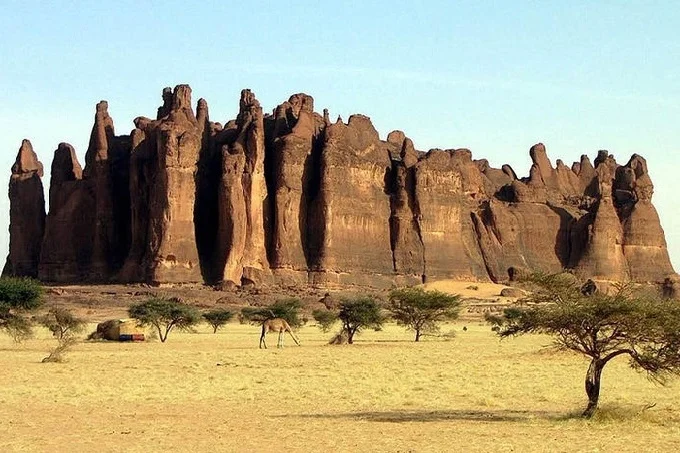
[274,408,564,423]
[547,204,574,268]
[301,132,325,270]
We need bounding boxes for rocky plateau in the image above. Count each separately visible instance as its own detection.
[3,85,677,293]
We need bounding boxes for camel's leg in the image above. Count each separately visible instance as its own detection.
[278,330,284,348]
[260,327,267,349]
[287,329,301,346]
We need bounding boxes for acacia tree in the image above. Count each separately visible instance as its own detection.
[240,298,303,328]
[0,277,43,341]
[129,297,201,342]
[311,309,339,332]
[203,308,234,333]
[487,273,680,418]
[337,297,385,344]
[388,287,461,341]
[39,307,86,339]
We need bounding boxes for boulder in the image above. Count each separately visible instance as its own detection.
[500,287,525,298]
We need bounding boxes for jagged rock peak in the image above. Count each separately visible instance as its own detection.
[236,89,262,127]
[387,130,406,147]
[502,164,517,180]
[157,87,173,119]
[172,84,193,111]
[594,150,617,168]
[196,98,209,125]
[347,114,380,141]
[52,143,83,182]
[96,100,108,114]
[240,88,260,110]
[529,142,553,180]
[626,154,648,178]
[85,100,115,173]
[12,139,44,177]
[288,93,314,114]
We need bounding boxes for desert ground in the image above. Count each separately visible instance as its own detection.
[1,282,679,452]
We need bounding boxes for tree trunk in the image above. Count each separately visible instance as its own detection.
[415,330,421,342]
[583,358,604,418]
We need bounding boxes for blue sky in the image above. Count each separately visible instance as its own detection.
[1,1,678,271]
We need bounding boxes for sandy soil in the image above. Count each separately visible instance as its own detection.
[2,319,679,452]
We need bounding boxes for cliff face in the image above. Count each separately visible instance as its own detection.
[4,85,675,287]
[3,140,45,278]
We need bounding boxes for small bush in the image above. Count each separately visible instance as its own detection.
[0,277,44,341]
[203,308,234,333]
[39,307,86,339]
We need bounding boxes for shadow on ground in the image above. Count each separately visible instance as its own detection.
[276,409,566,423]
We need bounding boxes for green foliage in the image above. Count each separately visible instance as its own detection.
[129,297,201,342]
[388,287,462,341]
[203,308,234,333]
[0,277,43,341]
[486,272,680,417]
[312,309,339,332]
[38,307,86,339]
[0,277,44,310]
[338,297,385,344]
[240,298,303,328]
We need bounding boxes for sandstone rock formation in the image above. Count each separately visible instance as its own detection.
[4,85,675,288]
[3,140,45,277]
[265,93,325,284]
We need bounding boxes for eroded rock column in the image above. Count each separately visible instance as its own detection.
[3,140,46,278]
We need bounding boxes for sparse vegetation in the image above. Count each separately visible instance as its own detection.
[337,297,385,344]
[203,308,234,333]
[38,307,86,339]
[0,277,43,341]
[42,336,78,363]
[129,297,201,342]
[387,287,462,341]
[311,309,339,332]
[240,298,303,328]
[487,273,680,418]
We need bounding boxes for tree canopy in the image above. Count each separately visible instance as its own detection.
[129,297,201,342]
[203,308,234,333]
[240,298,303,328]
[487,273,680,417]
[38,307,86,339]
[0,277,43,341]
[337,297,385,344]
[388,287,461,341]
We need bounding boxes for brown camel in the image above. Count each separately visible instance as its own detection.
[260,318,301,349]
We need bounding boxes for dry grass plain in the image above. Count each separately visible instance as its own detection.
[2,318,680,452]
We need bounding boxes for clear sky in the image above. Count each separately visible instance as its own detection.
[1,1,678,271]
